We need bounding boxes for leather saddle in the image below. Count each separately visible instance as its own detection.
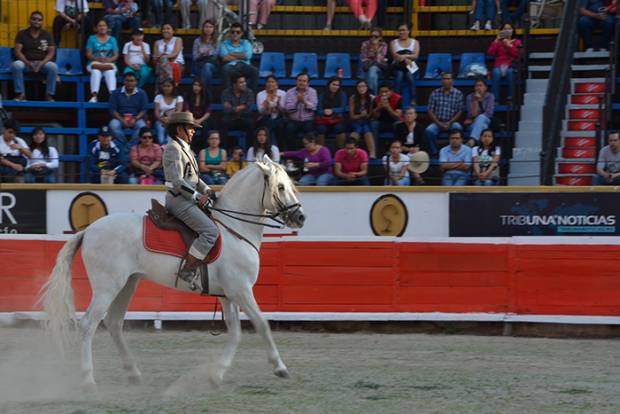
[147,199,198,248]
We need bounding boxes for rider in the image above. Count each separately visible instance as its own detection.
[163,111,219,284]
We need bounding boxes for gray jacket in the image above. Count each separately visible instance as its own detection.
[163,137,210,200]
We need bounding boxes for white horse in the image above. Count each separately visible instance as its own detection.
[41,157,305,391]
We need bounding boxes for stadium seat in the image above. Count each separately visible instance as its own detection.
[457,53,486,79]
[0,47,12,73]
[56,48,83,75]
[424,53,452,79]
[290,53,319,78]
[259,52,286,78]
[324,53,352,79]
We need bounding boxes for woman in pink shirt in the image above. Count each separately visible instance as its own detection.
[129,127,163,184]
[487,22,522,102]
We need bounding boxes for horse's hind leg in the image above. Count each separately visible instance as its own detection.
[211,297,241,386]
[235,290,289,378]
[103,275,142,385]
[79,278,126,391]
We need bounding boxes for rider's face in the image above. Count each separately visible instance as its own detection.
[178,126,195,142]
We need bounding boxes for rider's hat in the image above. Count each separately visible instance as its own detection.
[168,112,202,128]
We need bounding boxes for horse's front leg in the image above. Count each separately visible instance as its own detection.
[210,297,241,386]
[236,290,289,378]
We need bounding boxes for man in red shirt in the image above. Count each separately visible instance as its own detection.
[370,83,402,158]
[333,137,370,185]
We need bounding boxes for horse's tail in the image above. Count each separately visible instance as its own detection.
[39,231,85,354]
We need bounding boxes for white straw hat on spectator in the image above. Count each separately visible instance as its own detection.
[409,151,430,174]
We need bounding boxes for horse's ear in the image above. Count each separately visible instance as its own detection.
[262,155,273,164]
[255,160,271,175]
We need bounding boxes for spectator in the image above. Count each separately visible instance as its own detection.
[249,0,275,30]
[282,133,333,186]
[349,80,376,159]
[218,22,259,90]
[390,23,419,106]
[108,72,148,145]
[180,0,209,29]
[500,0,529,25]
[53,0,91,47]
[192,19,219,92]
[333,137,370,185]
[103,0,140,41]
[425,72,464,156]
[25,127,59,183]
[256,75,286,147]
[578,0,616,52]
[185,79,213,154]
[324,0,336,30]
[348,0,377,29]
[439,129,472,186]
[247,127,281,163]
[199,130,228,185]
[383,140,410,186]
[128,127,163,184]
[284,73,318,151]
[394,107,426,154]
[221,75,255,150]
[153,23,184,86]
[596,131,620,185]
[86,19,119,103]
[12,11,58,102]
[316,76,347,147]
[154,78,184,144]
[487,23,521,102]
[360,26,388,95]
[0,119,31,183]
[226,146,248,177]
[464,78,495,147]
[151,0,173,28]
[370,83,402,158]
[122,28,152,89]
[90,126,125,184]
[472,128,500,185]
[470,0,499,30]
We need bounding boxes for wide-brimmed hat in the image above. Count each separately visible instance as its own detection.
[409,151,430,174]
[168,112,202,128]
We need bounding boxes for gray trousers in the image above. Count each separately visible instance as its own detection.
[166,194,219,260]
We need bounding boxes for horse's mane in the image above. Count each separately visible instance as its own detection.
[218,161,294,207]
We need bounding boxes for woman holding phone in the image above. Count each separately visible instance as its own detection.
[487,22,521,102]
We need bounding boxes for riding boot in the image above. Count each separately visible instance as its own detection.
[178,254,202,284]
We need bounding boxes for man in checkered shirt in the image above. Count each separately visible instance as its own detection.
[424,72,464,156]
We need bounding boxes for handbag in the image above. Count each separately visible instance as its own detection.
[4,154,27,167]
[315,115,343,126]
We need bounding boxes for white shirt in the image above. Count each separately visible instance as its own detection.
[0,136,28,157]
[27,147,59,169]
[155,37,185,65]
[256,90,286,118]
[55,0,89,14]
[472,146,501,174]
[246,145,281,163]
[383,153,410,177]
[154,94,184,117]
[123,41,151,66]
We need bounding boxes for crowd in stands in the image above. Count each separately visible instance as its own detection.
[1,2,616,186]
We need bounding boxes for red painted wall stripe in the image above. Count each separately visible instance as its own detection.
[1,240,619,316]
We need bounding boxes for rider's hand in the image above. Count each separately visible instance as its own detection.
[198,194,211,207]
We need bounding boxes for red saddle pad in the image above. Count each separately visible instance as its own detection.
[143,216,222,264]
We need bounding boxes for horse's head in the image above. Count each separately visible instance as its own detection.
[256,156,305,229]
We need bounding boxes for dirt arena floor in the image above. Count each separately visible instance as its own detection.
[1,325,619,414]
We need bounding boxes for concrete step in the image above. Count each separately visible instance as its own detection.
[567,104,602,110]
[571,64,610,71]
[573,50,610,59]
[571,77,606,83]
[562,130,597,137]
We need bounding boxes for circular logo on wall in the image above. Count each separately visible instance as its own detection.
[369,194,408,237]
[68,192,108,231]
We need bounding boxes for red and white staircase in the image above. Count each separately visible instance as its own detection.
[554,79,605,185]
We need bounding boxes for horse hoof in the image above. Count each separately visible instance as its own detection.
[81,381,98,393]
[274,367,290,379]
[128,375,142,386]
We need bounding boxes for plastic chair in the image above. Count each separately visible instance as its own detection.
[56,48,83,75]
[290,53,319,78]
[0,47,12,73]
[259,52,286,78]
[324,53,352,78]
[424,53,453,79]
[457,53,486,79]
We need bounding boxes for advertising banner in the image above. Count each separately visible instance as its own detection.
[450,192,620,236]
[0,190,47,234]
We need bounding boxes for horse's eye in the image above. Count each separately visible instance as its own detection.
[278,184,285,192]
